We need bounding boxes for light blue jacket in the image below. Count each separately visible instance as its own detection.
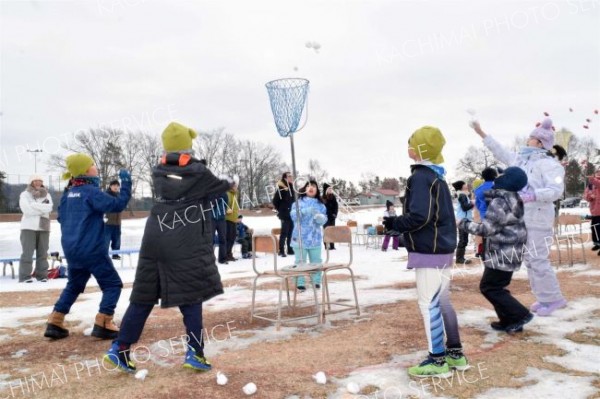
[290,197,327,248]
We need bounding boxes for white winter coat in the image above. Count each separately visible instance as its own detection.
[483,136,564,230]
[19,189,53,231]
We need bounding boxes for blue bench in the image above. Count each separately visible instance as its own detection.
[1,258,20,279]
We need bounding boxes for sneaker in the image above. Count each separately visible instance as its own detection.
[278,252,287,257]
[183,346,212,371]
[536,299,567,317]
[112,254,121,260]
[218,260,228,265]
[226,254,237,262]
[591,244,600,251]
[21,278,34,283]
[103,342,136,373]
[446,349,469,371]
[408,355,452,378]
[505,312,534,334]
[530,302,543,312]
[287,248,295,255]
[490,321,522,333]
[315,284,321,289]
[456,259,472,265]
[38,278,48,283]
[297,286,306,292]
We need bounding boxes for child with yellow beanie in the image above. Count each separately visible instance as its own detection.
[104,122,233,373]
[390,126,468,378]
[45,154,132,340]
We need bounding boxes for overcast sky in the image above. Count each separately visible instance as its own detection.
[1,0,599,185]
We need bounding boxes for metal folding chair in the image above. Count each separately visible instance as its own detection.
[250,235,322,330]
[321,226,360,317]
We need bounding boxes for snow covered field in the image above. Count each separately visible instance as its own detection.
[1,206,599,398]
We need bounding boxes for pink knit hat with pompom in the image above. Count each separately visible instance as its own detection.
[529,118,555,150]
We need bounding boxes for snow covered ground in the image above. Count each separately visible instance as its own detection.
[1,206,599,398]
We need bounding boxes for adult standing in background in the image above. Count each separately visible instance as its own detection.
[19,175,53,283]
[272,172,295,257]
[105,180,123,260]
[225,183,239,262]
[585,170,600,255]
[212,191,229,264]
[322,183,338,250]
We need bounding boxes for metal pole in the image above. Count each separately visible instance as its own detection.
[26,149,43,173]
[290,133,304,264]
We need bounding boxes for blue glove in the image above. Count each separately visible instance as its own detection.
[313,213,327,226]
[119,169,132,184]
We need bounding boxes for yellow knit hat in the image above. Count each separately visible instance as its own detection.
[62,153,94,180]
[408,126,446,165]
[161,122,198,152]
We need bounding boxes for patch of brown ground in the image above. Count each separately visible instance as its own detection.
[0,283,134,308]
[0,249,598,398]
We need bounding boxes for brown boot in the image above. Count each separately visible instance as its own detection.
[44,311,69,340]
[91,313,119,340]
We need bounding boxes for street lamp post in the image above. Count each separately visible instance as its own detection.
[26,149,43,173]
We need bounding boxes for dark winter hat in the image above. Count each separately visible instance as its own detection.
[452,180,466,191]
[109,180,120,186]
[494,167,528,192]
[385,200,394,209]
[481,167,498,182]
[237,215,243,219]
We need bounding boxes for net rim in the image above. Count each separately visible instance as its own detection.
[265,77,310,89]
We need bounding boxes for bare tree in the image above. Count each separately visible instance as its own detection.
[47,127,123,187]
[193,127,237,176]
[238,140,284,206]
[307,159,328,183]
[138,132,162,198]
[455,145,500,180]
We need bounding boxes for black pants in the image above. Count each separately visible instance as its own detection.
[323,219,336,249]
[118,302,205,355]
[591,216,600,245]
[214,219,227,263]
[279,219,293,253]
[479,267,529,326]
[237,233,252,255]
[226,221,237,256]
[456,229,469,261]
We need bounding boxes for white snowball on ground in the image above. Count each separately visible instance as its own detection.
[305,41,313,48]
[135,369,148,380]
[216,372,228,386]
[313,371,327,384]
[243,382,257,395]
[83,327,93,336]
[466,108,477,116]
[346,382,360,394]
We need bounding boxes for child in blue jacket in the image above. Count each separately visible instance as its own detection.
[290,180,327,291]
[45,153,131,340]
